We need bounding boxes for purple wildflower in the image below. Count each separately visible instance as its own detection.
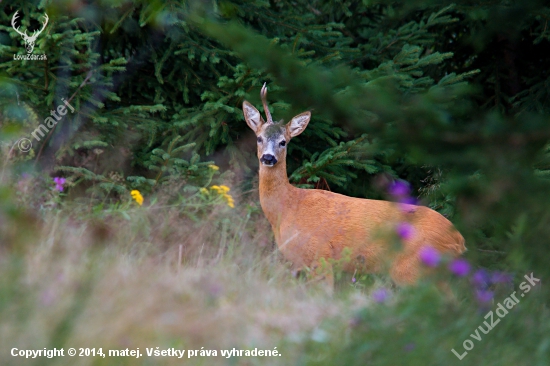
[404,343,416,352]
[53,177,66,192]
[352,277,356,283]
[418,246,441,267]
[448,258,471,277]
[475,289,494,303]
[388,181,410,197]
[388,180,419,210]
[396,222,415,240]
[400,197,418,205]
[372,288,390,303]
[471,269,490,288]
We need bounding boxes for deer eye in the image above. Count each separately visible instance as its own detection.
[280,140,286,147]
[257,137,263,143]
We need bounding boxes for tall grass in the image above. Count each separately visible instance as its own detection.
[0,160,548,366]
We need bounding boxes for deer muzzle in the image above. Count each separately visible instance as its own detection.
[260,154,278,166]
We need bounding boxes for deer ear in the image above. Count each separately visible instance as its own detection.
[243,101,264,134]
[287,111,311,137]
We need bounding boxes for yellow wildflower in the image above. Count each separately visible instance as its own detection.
[225,194,235,208]
[199,187,209,195]
[208,164,219,171]
[130,190,143,206]
[221,191,235,208]
[207,185,235,208]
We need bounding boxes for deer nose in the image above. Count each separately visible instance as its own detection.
[260,154,278,166]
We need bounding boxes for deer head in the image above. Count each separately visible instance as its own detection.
[243,83,311,167]
[11,11,49,54]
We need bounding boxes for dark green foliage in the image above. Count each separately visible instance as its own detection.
[1,0,477,197]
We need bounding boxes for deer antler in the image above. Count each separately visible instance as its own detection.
[260,82,273,125]
[11,11,28,38]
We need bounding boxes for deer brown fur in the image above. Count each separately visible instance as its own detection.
[243,83,465,288]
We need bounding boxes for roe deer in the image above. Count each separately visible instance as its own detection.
[243,83,465,289]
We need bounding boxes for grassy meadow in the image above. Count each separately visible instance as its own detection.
[0,159,548,366]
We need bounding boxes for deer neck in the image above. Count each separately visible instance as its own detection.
[258,159,295,228]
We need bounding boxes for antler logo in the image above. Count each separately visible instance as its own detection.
[11,11,49,54]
